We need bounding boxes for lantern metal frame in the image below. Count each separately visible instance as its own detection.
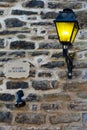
[54,8,79,79]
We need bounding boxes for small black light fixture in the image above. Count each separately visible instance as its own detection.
[54,8,79,79]
[15,90,26,108]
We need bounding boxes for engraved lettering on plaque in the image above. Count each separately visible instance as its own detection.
[4,61,30,78]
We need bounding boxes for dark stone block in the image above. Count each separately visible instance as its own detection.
[32,80,50,90]
[7,81,29,89]
[41,61,64,68]
[38,72,52,77]
[41,12,58,19]
[0,10,4,15]
[74,61,87,68]
[48,2,82,9]
[31,51,49,56]
[31,22,53,26]
[41,103,60,111]
[12,10,38,15]
[8,51,25,58]
[43,93,71,102]
[0,93,15,101]
[0,30,30,35]
[0,39,5,48]
[48,35,58,40]
[51,53,63,58]
[15,113,46,124]
[29,70,36,77]
[49,113,80,124]
[0,52,6,56]
[0,112,12,123]
[10,41,35,49]
[39,42,61,49]
[5,18,26,28]
[23,0,44,8]
[51,80,59,88]
[26,93,40,102]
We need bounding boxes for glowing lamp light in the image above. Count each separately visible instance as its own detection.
[54,8,79,45]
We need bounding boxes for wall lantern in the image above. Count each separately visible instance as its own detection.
[54,8,79,79]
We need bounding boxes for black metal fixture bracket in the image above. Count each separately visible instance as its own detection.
[15,90,26,108]
[63,44,75,79]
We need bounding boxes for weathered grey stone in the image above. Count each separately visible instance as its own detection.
[31,36,44,41]
[76,11,87,29]
[82,113,87,126]
[41,61,64,69]
[0,30,30,35]
[39,42,61,49]
[68,101,87,111]
[48,2,82,9]
[51,53,62,59]
[51,80,59,88]
[32,80,51,90]
[63,82,87,92]
[0,39,5,48]
[0,52,6,56]
[6,81,29,89]
[31,51,49,56]
[38,72,52,77]
[48,35,58,40]
[23,0,44,8]
[0,112,12,123]
[10,41,35,49]
[31,22,53,26]
[12,10,38,15]
[26,93,40,102]
[5,18,26,28]
[77,92,87,99]
[42,93,71,102]
[41,12,58,19]
[0,93,15,101]
[41,103,61,111]
[8,51,25,58]
[74,61,87,68]
[15,113,46,124]
[49,113,80,124]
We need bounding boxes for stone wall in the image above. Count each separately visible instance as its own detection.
[0,0,87,129]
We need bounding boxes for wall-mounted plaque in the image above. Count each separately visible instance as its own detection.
[4,61,30,78]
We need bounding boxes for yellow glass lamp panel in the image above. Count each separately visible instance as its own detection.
[71,27,78,43]
[56,22,74,42]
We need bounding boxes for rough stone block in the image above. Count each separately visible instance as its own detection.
[10,41,35,49]
[0,93,15,101]
[41,12,58,19]
[39,42,61,49]
[0,112,12,123]
[6,81,29,89]
[5,18,26,28]
[42,93,71,102]
[41,61,64,69]
[12,10,38,15]
[49,113,80,124]
[23,0,44,8]
[15,113,46,124]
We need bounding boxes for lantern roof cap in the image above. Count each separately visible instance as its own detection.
[54,8,78,22]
